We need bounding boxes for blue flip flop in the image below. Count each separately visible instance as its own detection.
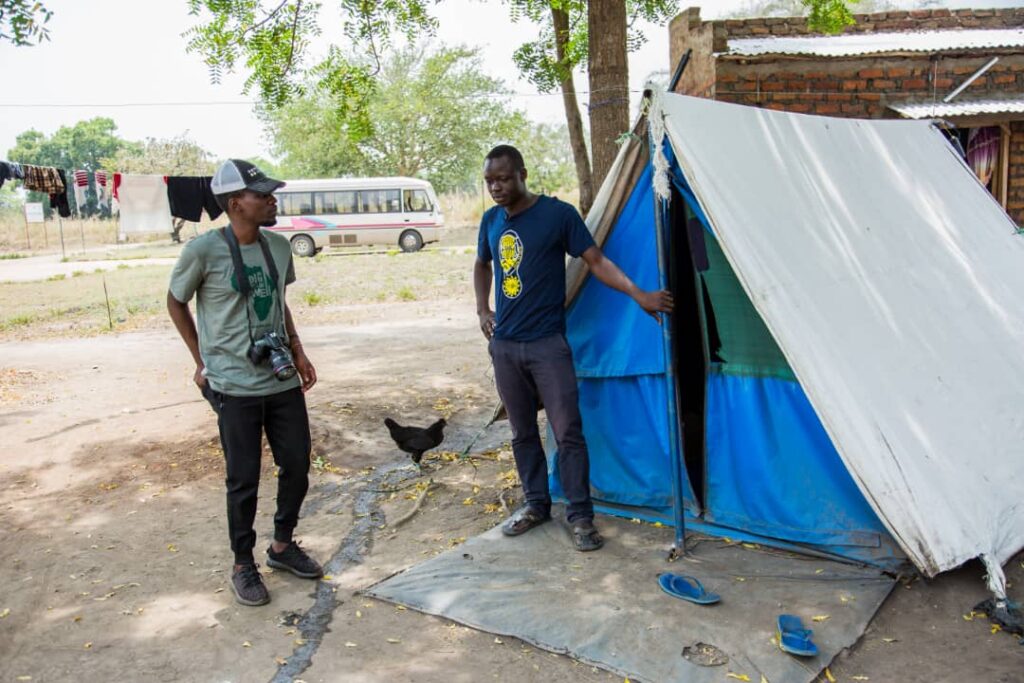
[657,573,721,605]
[777,614,818,657]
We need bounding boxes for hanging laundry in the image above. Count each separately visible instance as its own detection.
[117,174,172,235]
[94,170,109,211]
[8,162,24,179]
[73,169,89,215]
[50,169,71,218]
[22,165,65,195]
[0,162,9,189]
[165,175,224,222]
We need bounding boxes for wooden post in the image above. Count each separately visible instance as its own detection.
[23,214,31,250]
[999,123,1011,210]
[58,216,66,260]
[102,276,113,330]
[79,218,86,251]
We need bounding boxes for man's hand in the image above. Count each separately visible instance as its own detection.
[193,364,207,388]
[478,310,496,339]
[294,348,317,393]
[635,289,675,323]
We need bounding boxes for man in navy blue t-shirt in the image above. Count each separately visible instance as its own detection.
[474,145,673,551]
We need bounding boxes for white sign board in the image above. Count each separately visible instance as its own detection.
[24,202,45,224]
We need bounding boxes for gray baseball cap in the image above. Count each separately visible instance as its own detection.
[211,159,285,195]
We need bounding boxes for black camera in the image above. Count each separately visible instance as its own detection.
[247,331,297,381]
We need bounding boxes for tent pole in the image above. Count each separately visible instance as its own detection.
[653,191,687,560]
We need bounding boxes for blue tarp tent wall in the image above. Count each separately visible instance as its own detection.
[546,124,904,569]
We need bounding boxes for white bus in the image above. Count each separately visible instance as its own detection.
[268,177,444,256]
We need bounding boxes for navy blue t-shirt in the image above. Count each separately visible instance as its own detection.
[477,195,595,342]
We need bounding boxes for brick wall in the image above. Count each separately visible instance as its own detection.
[668,8,718,97]
[669,7,1024,99]
[713,54,1024,118]
[719,7,1024,40]
[1010,122,1024,225]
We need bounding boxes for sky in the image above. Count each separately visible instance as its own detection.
[0,0,1017,164]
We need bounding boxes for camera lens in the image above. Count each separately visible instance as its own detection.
[269,348,297,380]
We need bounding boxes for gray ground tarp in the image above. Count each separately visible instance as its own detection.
[365,513,895,682]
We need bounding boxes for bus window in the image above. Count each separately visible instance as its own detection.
[277,192,313,216]
[360,189,401,213]
[317,191,358,215]
[403,189,432,213]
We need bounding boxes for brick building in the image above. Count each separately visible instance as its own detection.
[668,7,1024,224]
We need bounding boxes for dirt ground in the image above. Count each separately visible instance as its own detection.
[1,296,1022,683]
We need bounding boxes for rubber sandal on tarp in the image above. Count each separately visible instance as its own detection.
[777,614,818,657]
[501,507,551,537]
[657,573,721,605]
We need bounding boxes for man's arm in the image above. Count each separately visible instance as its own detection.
[580,245,674,322]
[473,257,495,339]
[284,303,317,393]
[166,291,206,387]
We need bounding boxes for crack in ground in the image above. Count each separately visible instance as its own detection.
[269,461,419,683]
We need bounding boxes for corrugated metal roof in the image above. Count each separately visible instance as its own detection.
[721,28,1024,57]
[891,98,1024,119]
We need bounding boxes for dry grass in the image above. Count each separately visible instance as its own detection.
[0,248,477,340]
[0,215,223,255]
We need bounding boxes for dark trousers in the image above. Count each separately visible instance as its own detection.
[203,385,312,565]
[489,333,593,523]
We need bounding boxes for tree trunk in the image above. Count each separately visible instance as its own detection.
[587,0,629,192]
[552,4,594,217]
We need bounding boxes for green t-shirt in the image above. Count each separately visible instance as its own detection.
[169,227,300,396]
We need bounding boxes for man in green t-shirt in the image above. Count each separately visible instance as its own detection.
[167,159,322,606]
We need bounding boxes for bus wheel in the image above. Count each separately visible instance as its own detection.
[291,234,316,258]
[399,229,423,253]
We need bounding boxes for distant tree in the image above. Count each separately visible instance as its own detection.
[7,117,134,217]
[266,43,525,193]
[102,134,217,176]
[511,122,578,196]
[0,0,52,45]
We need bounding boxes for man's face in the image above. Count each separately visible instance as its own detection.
[484,156,526,207]
[231,190,278,227]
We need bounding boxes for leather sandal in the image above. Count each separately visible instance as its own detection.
[572,519,604,552]
[501,506,551,537]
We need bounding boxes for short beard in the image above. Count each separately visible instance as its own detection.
[259,217,277,228]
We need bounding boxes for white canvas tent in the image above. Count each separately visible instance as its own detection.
[587,91,1024,596]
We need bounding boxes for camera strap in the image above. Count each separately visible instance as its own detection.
[220,226,280,296]
[220,226,285,344]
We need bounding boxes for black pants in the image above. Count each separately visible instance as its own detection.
[489,334,593,523]
[203,385,311,565]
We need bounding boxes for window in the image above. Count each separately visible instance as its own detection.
[359,189,401,213]
[275,192,314,216]
[403,189,432,213]
[316,191,359,215]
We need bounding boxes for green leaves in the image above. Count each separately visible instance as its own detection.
[804,0,855,34]
[0,0,53,46]
[265,43,525,193]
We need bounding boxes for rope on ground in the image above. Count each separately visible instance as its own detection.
[389,478,434,528]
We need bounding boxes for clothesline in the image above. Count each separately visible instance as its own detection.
[0,160,222,235]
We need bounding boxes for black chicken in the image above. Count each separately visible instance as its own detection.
[384,417,447,468]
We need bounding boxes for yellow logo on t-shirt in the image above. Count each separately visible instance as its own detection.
[499,230,523,300]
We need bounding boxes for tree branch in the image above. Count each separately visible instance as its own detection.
[284,0,302,76]
[242,0,289,38]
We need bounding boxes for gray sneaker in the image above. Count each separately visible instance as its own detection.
[266,542,324,579]
[231,564,270,606]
